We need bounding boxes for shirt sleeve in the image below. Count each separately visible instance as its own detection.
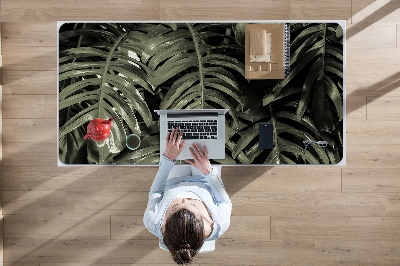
[143,155,175,236]
[205,167,232,237]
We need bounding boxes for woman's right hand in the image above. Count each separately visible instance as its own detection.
[185,143,212,175]
[164,127,186,161]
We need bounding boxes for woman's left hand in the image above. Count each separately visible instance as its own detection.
[164,127,186,161]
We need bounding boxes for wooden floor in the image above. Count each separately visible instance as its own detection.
[1,0,400,265]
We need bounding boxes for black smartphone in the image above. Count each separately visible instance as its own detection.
[259,122,273,149]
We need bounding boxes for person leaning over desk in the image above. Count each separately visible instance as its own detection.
[143,127,232,264]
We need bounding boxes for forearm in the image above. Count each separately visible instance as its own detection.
[149,154,175,195]
[205,167,231,206]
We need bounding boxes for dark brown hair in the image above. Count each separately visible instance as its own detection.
[163,208,206,265]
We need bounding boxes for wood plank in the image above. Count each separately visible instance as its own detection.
[4,263,39,266]
[0,18,2,52]
[3,239,167,264]
[346,143,400,168]
[46,95,57,119]
[223,166,341,194]
[4,238,315,265]
[290,0,351,20]
[0,24,2,263]
[2,49,56,71]
[359,264,400,266]
[0,55,2,84]
[2,166,157,192]
[346,120,400,144]
[347,23,397,49]
[2,142,58,167]
[111,168,158,192]
[349,0,399,46]
[351,0,376,24]
[0,0,160,21]
[367,96,400,120]
[2,166,113,192]
[1,70,57,95]
[2,191,65,215]
[2,46,56,59]
[41,264,197,266]
[111,216,155,240]
[231,192,386,217]
[1,24,57,72]
[222,216,270,241]
[343,168,400,193]
[1,23,56,47]
[0,216,3,266]
[3,82,56,95]
[2,119,56,143]
[66,191,148,216]
[316,240,400,264]
[160,0,290,20]
[2,95,46,119]
[386,194,400,216]
[347,95,367,120]
[272,216,400,240]
[198,239,316,265]
[351,0,400,25]
[346,49,400,97]
[4,214,110,240]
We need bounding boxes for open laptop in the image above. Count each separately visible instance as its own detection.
[155,109,228,160]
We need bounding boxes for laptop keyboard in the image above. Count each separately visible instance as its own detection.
[168,120,218,139]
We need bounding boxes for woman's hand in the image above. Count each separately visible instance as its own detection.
[164,127,186,161]
[185,144,212,175]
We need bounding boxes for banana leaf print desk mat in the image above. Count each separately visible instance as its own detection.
[58,21,345,166]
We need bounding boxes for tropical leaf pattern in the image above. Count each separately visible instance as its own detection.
[59,22,343,165]
[262,23,343,164]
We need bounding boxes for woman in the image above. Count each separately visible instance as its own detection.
[144,127,232,264]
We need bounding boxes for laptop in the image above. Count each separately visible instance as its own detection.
[155,109,228,160]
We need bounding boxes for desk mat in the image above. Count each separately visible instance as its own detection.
[58,22,344,165]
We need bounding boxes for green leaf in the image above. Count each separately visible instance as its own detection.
[152,23,244,118]
[59,78,102,100]
[231,123,259,159]
[204,89,240,129]
[312,76,334,132]
[59,126,87,164]
[296,57,323,121]
[59,23,154,163]
[160,75,199,109]
[335,24,343,38]
[324,75,343,121]
[273,48,323,97]
[59,90,100,110]
[278,137,319,164]
[203,54,245,76]
[59,103,98,138]
[233,23,245,46]
[263,86,302,106]
[147,53,199,87]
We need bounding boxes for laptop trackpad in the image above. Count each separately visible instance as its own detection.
[186,141,212,158]
[181,147,192,159]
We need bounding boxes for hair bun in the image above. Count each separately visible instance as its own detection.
[174,247,193,264]
[179,242,191,250]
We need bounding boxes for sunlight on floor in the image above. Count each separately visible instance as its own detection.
[351,0,395,24]
[348,0,399,47]
[346,0,400,101]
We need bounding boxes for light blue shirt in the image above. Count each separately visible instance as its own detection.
[143,155,232,241]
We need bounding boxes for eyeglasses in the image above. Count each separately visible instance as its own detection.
[303,140,328,150]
